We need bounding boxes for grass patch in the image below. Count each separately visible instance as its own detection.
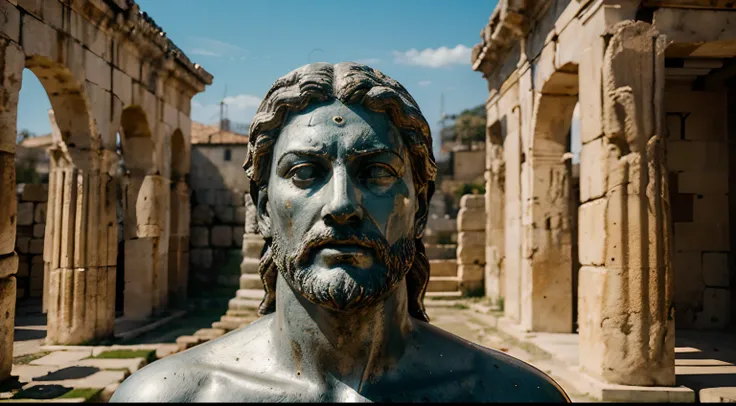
[12,351,50,365]
[452,303,470,310]
[93,349,156,363]
[57,387,102,400]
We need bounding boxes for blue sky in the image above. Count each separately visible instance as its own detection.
[16,0,497,158]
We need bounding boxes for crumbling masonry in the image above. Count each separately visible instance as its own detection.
[0,0,211,382]
[472,0,736,390]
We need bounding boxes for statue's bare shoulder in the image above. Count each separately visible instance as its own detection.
[381,320,570,403]
[110,316,281,403]
[112,316,568,403]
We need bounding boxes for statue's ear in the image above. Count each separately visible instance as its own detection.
[414,184,430,239]
[256,187,272,238]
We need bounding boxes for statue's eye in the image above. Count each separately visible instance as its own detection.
[360,164,397,187]
[288,163,320,187]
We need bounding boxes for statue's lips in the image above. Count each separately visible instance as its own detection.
[307,240,378,267]
[315,243,372,256]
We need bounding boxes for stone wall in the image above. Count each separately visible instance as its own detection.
[457,194,485,295]
[666,84,731,329]
[189,144,250,290]
[14,184,47,301]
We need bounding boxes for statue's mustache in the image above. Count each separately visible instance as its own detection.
[295,227,391,267]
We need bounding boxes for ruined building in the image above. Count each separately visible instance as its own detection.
[0,0,212,382]
[188,121,250,291]
[471,0,736,396]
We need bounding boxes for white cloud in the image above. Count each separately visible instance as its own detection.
[191,94,262,126]
[187,36,247,58]
[418,80,432,87]
[393,45,472,68]
[355,58,381,65]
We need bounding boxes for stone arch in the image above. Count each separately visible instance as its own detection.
[523,67,579,333]
[120,106,156,177]
[117,106,168,320]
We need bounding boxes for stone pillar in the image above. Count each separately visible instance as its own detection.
[456,194,486,296]
[0,39,23,382]
[125,174,168,319]
[485,142,505,303]
[577,21,674,386]
[45,148,119,345]
[168,179,190,308]
[228,193,265,313]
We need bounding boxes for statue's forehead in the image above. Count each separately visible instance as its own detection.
[277,100,404,154]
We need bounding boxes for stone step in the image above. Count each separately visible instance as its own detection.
[212,320,249,332]
[211,315,256,332]
[424,244,457,260]
[425,291,463,299]
[429,259,458,277]
[236,289,264,300]
[221,315,255,325]
[427,276,460,292]
[194,328,226,339]
[240,273,264,290]
[226,309,258,318]
[228,297,261,311]
[175,335,204,351]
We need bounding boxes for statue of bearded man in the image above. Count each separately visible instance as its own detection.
[110,62,570,403]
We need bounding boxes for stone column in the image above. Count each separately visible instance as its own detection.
[45,148,118,344]
[0,39,23,382]
[456,194,486,296]
[577,21,674,386]
[168,179,190,308]
[485,143,505,303]
[125,174,168,319]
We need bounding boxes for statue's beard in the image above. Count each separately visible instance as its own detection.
[271,226,416,311]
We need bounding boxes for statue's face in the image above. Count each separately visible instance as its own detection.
[262,100,419,311]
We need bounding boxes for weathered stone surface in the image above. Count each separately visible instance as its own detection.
[702,252,729,288]
[457,245,485,265]
[429,259,457,277]
[0,253,18,279]
[190,227,209,247]
[0,277,16,381]
[29,238,44,254]
[457,208,485,231]
[459,194,485,210]
[34,202,47,223]
[30,350,92,366]
[578,199,606,266]
[234,206,246,225]
[33,223,45,238]
[21,183,48,202]
[74,357,147,374]
[190,248,213,269]
[16,202,34,226]
[579,137,608,203]
[0,153,16,255]
[211,226,232,247]
[24,370,127,389]
[213,205,234,223]
[457,231,484,248]
[191,205,215,226]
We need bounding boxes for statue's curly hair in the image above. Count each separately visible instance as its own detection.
[243,62,437,322]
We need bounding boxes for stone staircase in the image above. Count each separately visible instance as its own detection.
[176,233,265,351]
[424,243,462,299]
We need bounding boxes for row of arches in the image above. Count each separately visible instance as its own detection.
[5,52,192,350]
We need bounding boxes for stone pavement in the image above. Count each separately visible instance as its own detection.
[0,344,178,402]
[5,296,734,402]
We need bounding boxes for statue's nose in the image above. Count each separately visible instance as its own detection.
[321,166,363,225]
